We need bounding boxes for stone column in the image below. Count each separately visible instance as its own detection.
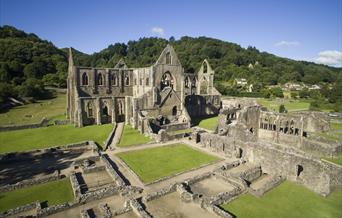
[77,99,83,127]
[111,97,116,124]
[96,98,101,125]
[106,68,110,93]
[180,80,184,110]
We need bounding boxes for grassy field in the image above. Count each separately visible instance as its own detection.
[117,143,220,183]
[0,93,66,125]
[193,116,219,131]
[117,125,151,147]
[221,181,342,218]
[0,178,73,212]
[257,98,311,112]
[322,153,342,166]
[0,124,113,153]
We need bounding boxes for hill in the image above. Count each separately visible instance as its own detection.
[0,25,341,106]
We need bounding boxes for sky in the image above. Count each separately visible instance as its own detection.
[0,0,341,67]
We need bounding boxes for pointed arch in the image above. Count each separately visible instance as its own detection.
[82,73,88,86]
[185,76,190,88]
[87,101,93,117]
[111,73,118,86]
[165,52,171,65]
[160,71,174,90]
[124,72,130,86]
[97,73,103,85]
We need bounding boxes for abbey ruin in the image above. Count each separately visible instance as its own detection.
[67,45,221,132]
[1,45,341,218]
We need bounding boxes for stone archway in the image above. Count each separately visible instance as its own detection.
[116,98,125,123]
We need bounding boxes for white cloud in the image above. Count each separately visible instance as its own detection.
[151,27,164,36]
[275,40,300,47]
[315,50,342,67]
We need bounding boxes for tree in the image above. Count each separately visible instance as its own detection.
[270,87,284,98]
[279,104,286,113]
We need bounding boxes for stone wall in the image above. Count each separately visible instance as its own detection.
[0,170,60,192]
[0,201,40,218]
[248,175,284,197]
[0,118,48,132]
[248,142,338,196]
[101,154,126,186]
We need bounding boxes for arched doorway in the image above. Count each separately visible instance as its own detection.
[101,103,111,124]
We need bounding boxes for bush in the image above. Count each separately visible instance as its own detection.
[279,104,287,113]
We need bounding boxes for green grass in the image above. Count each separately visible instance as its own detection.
[331,122,342,131]
[194,116,219,131]
[221,181,342,218]
[0,124,113,153]
[117,125,151,147]
[257,98,311,112]
[0,178,74,212]
[168,128,193,136]
[0,93,66,125]
[117,143,220,183]
[322,153,342,166]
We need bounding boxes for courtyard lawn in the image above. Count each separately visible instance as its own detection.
[194,116,220,131]
[117,125,152,147]
[322,153,342,166]
[168,128,193,136]
[257,98,311,112]
[0,124,113,153]
[0,93,66,125]
[117,143,220,183]
[221,181,342,218]
[0,178,74,212]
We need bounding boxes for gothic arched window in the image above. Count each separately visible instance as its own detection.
[97,73,103,85]
[166,52,171,65]
[124,73,130,86]
[112,73,118,86]
[160,71,174,90]
[82,73,88,86]
[87,101,93,117]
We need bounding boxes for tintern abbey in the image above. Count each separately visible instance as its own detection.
[67,45,221,132]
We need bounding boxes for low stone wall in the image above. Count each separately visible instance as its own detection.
[161,122,190,131]
[184,172,212,186]
[99,203,112,218]
[80,185,121,203]
[112,201,132,216]
[0,170,60,192]
[228,165,262,183]
[82,165,106,174]
[53,119,70,125]
[0,201,40,218]
[37,202,73,217]
[210,187,243,205]
[211,205,234,218]
[73,155,100,166]
[80,209,91,218]
[104,124,116,150]
[130,199,152,218]
[70,173,82,201]
[143,183,178,202]
[0,118,48,132]
[101,155,126,186]
[249,175,284,197]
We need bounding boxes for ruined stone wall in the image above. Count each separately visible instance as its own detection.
[247,142,336,196]
[0,118,48,132]
[185,95,221,117]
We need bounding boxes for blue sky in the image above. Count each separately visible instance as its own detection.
[1,0,341,67]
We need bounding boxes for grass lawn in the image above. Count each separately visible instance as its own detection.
[0,178,74,212]
[0,124,113,153]
[331,122,342,131]
[194,116,219,131]
[257,98,311,112]
[322,153,342,166]
[0,93,66,125]
[117,125,151,147]
[221,181,342,218]
[117,143,220,183]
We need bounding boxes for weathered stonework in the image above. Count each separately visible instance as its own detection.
[67,45,221,133]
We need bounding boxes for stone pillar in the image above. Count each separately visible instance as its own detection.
[106,68,110,93]
[124,97,129,125]
[77,99,83,127]
[111,97,116,124]
[180,80,184,110]
[96,98,101,125]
